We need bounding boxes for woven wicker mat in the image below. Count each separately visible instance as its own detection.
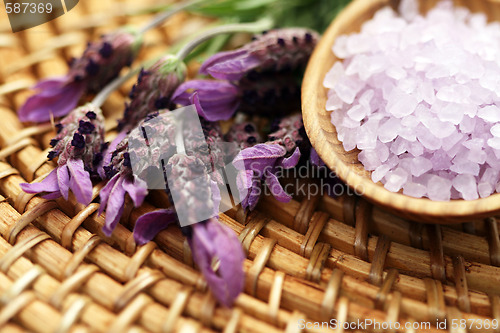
[0,1,500,332]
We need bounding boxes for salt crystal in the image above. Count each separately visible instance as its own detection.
[450,161,480,176]
[347,104,367,121]
[430,151,451,171]
[376,142,390,162]
[357,123,378,150]
[326,93,344,111]
[407,140,424,156]
[437,103,465,125]
[401,115,420,128]
[477,105,500,122]
[487,137,500,149]
[359,89,374,109]
[422,116,456,139]
[386,67,407,80]
[358,149,381,170]
[334,75,363,104]
[399,0,419,21]
[403,182,427,198]
[436,85,471,104]
[378,118,401,143]
[490,124,500,137]
[386,88,419,118]
[418,81,436,104]
[459,116,476,133]
[384,168,409,192]
[416,125,442,150]
[452,174,479,200]
[410,156,433,177]
[332,35,350,58]
[478,168,499,198]
[390,137,409,155]
[427,175,452,201]
[372,164,391,183]
[323,62,345,89]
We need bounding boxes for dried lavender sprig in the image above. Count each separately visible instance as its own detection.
[225,121,262,149]
[268,113,308,154]
[99,111,178,235]
[172,27,319,121]
[18,30,143,123]
[117,55,187,133]
[20,103,106,205]
[18,0,206,123]
[182,118,226,184]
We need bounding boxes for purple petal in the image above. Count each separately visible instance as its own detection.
[279,147,301,169]
[33,77,68,92]
[241,176,262,211]
[122,176,148,207]
[190,219,245,307]
[102,176,126,236]
[232,143,287,176]
[264,169,291,202]
[98,173,119,215]
[133,208,177,245]
[20,169,59,193]
[42,192,63,200]
[18,80,85,122]
[200,49,260,81]
[57,165,70,200]
[67,159,93,205]
[172,80,239,121]
[99,130,127,179]
[199,49,248,75]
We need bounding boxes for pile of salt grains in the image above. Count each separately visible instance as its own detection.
[324,0,500,201]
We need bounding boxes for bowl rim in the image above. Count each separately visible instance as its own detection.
[301,0,500,223]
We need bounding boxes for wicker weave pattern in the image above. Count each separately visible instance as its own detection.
[0,1,499,332]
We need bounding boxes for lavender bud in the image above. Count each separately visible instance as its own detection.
[49,103,105,172]
[224,121,262,149]
[165,154,217,224]
[69,29,143,94]
[267,113,308,153]
[118,55,187,132]
[183,118,226,184]
[242,28,319,73]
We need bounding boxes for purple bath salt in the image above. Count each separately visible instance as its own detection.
[324,0,500,200]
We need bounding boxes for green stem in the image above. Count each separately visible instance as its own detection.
[175,17,274,61]
[139,0,209,34]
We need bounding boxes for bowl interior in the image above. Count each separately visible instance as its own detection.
[301,0,500,223]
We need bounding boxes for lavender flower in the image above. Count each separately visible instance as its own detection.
[224,121,262,149]
[182,117,226,185]
[99,112,177,236]
[171,80,239,121]
[164,153,221,226]
[133,208,177,245]
[234,143,300,211]
[172,28,318,121]
[189,218,245,307]
[118,55,187,133]
[268,113,343,196]
[99,137,148,236]
[19,29,142,123]
[268,113,307,153]
[199,28,318,81]
[20,104,105,205]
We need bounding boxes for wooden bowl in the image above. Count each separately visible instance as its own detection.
[301,0,500,223]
